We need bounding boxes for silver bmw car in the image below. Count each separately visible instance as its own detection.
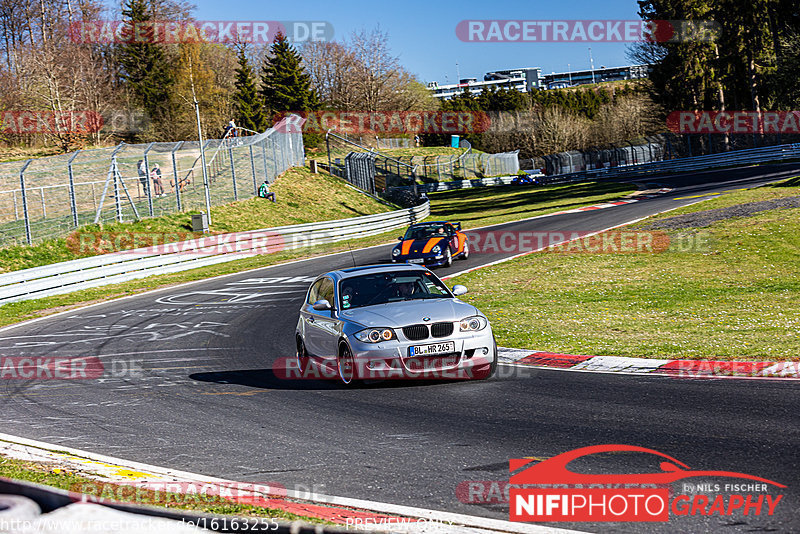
[295,264,497,385]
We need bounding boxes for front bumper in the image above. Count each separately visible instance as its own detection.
[393,253,448,267]
[346,327,495,380]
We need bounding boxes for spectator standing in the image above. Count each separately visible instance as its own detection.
[137,159,148,196]
[151,163,165,196]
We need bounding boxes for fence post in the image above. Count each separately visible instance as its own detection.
[171,142,182,212]
[39,188,46,219]
[249,145,258,195]
[67,150,80,227]
[112,156,123,222]
[19,159,33,245]
[326,130,333,177]
[229,146,238,201]
[261,140,269,181]
[143,142,155,216]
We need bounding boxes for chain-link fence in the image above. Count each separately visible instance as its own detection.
[325,131,519,194]
[0,118,304,247]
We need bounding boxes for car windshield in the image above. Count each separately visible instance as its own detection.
[403,224,448,240]
[339,271,452,309]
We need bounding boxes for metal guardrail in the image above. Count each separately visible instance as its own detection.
[0,202,430,304]
[390,175,519,193]
[540,142,800,185]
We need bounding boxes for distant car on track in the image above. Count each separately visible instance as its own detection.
[295,264,497,385]
[391,221,469,267]
[511,175,538,186]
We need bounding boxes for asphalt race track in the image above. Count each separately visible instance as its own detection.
[1,163,799,533]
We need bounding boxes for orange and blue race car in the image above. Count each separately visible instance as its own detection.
[391,221,470,268]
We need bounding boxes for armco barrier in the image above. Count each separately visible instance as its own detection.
[390,175,535,194]
[0,201,430,305]
[542,142,800,185]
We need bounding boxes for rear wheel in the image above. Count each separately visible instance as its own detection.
[460,242,470,260]
[337,341,358,386]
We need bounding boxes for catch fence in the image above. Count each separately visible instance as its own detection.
[0,117,304,247]
[325,131,519,194]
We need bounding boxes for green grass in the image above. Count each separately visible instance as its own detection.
[428,181,636,228]
[453,178,800,361]
[0,455,329,523]
[0,166,395,273]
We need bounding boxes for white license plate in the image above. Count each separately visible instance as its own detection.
[409,341,455,357]
[407,258,425,264]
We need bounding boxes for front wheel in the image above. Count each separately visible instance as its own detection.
[296,336,311,376]
[443,248,453,268]
[337,342,358,386]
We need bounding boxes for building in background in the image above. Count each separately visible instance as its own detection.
[427,64,650,99]
[541,64,650,90]
[427,67,541,99]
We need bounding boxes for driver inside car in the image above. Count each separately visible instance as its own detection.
[396,280,418,298]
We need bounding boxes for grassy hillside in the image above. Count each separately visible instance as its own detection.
[0,166,396,273]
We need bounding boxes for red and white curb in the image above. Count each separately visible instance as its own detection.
[0,433,582,534]
[499,349,800,380]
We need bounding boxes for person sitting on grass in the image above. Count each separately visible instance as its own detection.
[258,179,276,202]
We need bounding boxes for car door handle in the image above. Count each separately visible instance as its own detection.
[307,316,315,323]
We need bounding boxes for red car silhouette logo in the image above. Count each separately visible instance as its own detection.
[510,444,785,487]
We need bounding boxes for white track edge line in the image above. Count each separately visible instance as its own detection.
[0,432,585,534]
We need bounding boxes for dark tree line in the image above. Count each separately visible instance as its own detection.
[632,0,800,114]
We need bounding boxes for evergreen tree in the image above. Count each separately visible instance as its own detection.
[232,48,267,132]
[117,0,174,135]
[260,32,319,114]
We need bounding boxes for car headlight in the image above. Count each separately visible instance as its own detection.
[392,248,401,257]
[431,245,441,253]
[355,328,396,343]
[459,316,488,331]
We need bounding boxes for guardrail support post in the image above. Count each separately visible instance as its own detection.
[67,150,80,227]
[19,159,33,245]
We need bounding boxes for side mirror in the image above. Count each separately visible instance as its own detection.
[452,285,468,296]
[312,299,332,311]
[398,236,404,241]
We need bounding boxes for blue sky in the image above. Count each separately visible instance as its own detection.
[178,0,643,83]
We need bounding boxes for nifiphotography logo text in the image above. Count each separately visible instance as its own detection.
[506,445,785,523]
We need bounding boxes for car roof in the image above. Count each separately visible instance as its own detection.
[327,263,429,281]
[410,221,452,227]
